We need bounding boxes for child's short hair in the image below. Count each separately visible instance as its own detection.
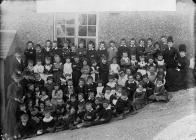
[147,38,153,42]
[45,56,51,61]
[121,38,126,42]
[88,40,95,46]
[47,76,54,81]
[26,41,34,46]
[21,114,29,121]
[102,99,110,104]
[85,102,92,106]
[99,41,105,45]
[27,59,34,64]
[97,79,103,84]
[121,88,128,96]
[35,44,41,49]
[87,75,93,80]
[36,58,42,63]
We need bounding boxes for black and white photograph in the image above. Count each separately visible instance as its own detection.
[0,0,196,139]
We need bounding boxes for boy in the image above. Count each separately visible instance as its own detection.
[85,76,97,93]
[136,39,146,59]
[125,75,137,101]
[149,78,168,102]
[97,41,108,62]
[120,52,131,69]
[142,75,155,103]
[89,99,112,126]
[77,40,87,60]
[61,41,70,63]
[145,38,154,57]
[107,40,118,62]
[24,41,36,66]
[77,102,96,128]
[99,56,109,86]
[72,55,82,87]
[117,38,129,61]
[129,38,137,56]
[15,114,37,139]
[87,41,97,61]
[41,110,55,133]
[43,40,52,58]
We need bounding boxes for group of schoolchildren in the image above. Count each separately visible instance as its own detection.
[13,36,192,139]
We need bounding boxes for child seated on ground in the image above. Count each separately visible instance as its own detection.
[15,114,37,139]
[149,78,169,102]
[41,110,55,133]
[114,89,133,118]
[77,102,96,128]
[130,54,138,74]
[133,83,146,110]
[51,83,64,106]
[89,99,112,126]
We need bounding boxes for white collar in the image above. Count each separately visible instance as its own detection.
[43,116,53,122]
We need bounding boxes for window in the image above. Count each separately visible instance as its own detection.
[54,13,98,49]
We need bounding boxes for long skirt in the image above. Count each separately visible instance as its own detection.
[4,99,18,137]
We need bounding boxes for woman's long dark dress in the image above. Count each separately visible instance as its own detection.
[4,81,23,137]
[163,47,179,91]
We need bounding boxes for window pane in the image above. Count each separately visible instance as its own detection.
[56,14,75,25]
[56,20,65,25]
[79,14,87,25]
[78,38,87,48]
[79,26,87,36]
[66,19,75,24]
[88,26,96,36]
[56,24,65,37]
[65,27,75,36]
[88,14,96,25]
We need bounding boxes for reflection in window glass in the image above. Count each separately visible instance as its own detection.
[88,26,96,36]
[56,25,65,37]
[65,27,75,36]
[79,14,87,25]
[79,26,87,36]
[88,14,96,25]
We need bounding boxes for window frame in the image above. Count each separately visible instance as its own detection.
[54,13,99,49]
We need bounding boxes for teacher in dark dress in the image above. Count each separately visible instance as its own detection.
[4,72,24,138]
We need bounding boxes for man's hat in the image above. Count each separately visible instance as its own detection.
[179,44,186,52]
[167,36,173,43]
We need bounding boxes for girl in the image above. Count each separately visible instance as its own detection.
[40,88,49,102]
[34,58,44,79]
[61,41,70,63]
[107,75,117,94]
[90,59,99,82]
[137,55,147,76]
[80,59,90,82]
[109,57,120,76]
[147,66,157,83]
[133,83,146,110]
[135,72,143,85]
[118,70,128,87]
[43,56,53,82]
[63,57,73,80]
[52,54,63,81]
[96,80,104,98]
[51,83,64,106]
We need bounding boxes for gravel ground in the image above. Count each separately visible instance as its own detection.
[29,88,196,140]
